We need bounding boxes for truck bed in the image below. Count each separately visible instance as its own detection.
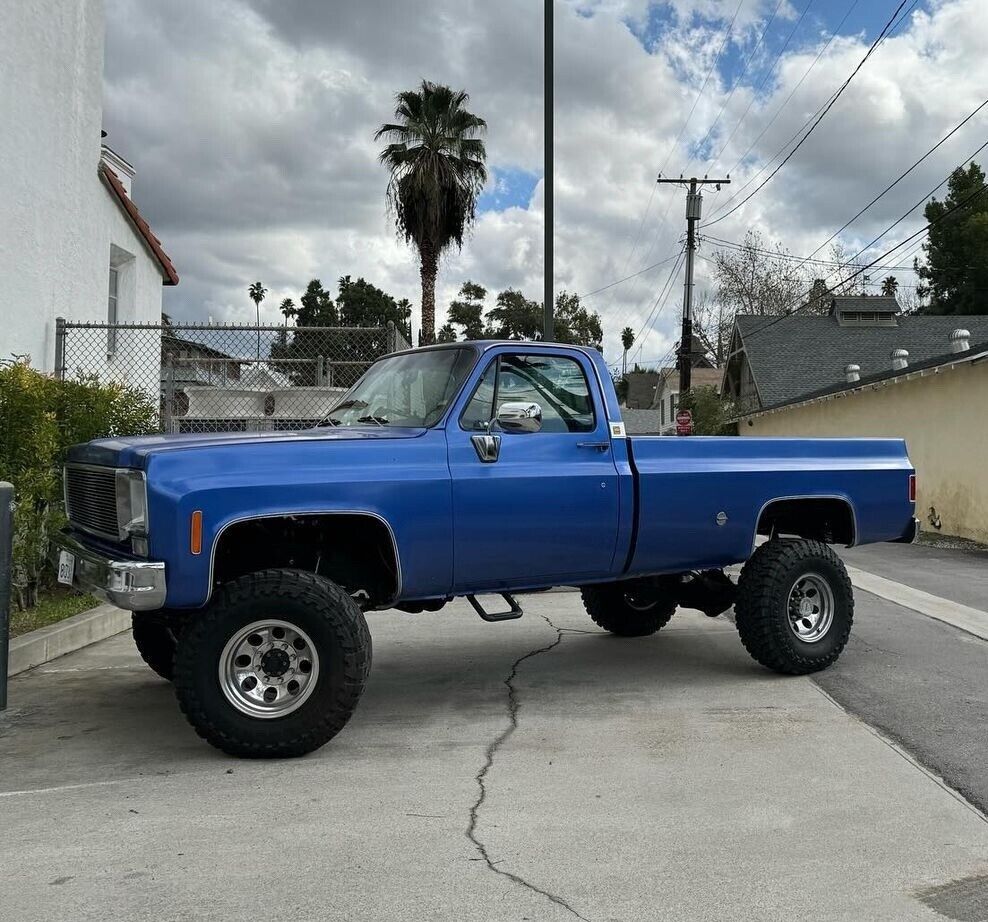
[625,435,914,576]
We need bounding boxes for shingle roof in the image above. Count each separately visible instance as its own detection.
[734,314,988,408]
[99,163,179,285]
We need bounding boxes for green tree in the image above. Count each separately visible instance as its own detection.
[375,81,488,344]
[436,323,458,343]
[554,291,603,350]
[248,281,267,360]
[486,289,542,340]
[880,276,899,298]
[620,327,634,377]
[445,281,488,340]
[917,161,988,314]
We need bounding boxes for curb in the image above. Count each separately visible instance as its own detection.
[9,604,130,677]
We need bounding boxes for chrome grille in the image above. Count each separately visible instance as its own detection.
[65,466,120,540]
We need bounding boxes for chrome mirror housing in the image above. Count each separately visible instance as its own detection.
[496,401,543,433]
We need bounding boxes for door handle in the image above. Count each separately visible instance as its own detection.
[577,441,610,452]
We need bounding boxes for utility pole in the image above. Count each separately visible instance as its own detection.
[543,0,554,342]
[657,175,730,395]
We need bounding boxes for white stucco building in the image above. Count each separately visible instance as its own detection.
[0,0,177,378]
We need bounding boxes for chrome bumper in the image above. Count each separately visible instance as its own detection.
[51,530,166,611]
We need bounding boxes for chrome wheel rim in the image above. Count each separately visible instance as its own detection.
[218,619,319,719]
[787,573,835,643]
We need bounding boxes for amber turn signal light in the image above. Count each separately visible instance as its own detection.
[190,510,203,555]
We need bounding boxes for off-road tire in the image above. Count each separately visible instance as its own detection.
[580,583,676,636]
[735,539,853,675]
[173,569,371,758]
[132,613,178,681]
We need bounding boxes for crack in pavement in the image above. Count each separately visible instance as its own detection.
[466,614,591,922]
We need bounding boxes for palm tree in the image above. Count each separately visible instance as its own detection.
[621,327,635,377]
[375,81,487,344]
[248,282,267,360]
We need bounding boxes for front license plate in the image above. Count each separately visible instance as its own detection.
[57,550,75,586]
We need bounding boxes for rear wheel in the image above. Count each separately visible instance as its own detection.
[173,569,371,758]
[581,583,676,636]
[735,539,853,675]
[132,613,177,681]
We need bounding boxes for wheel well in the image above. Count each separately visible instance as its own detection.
[211,514,400,608]
[755,498,855,547]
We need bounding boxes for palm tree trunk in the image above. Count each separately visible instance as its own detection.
[419,241,438,345]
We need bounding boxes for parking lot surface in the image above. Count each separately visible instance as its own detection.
[2,592,988,921]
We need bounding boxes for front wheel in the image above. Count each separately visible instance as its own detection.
[735,539,853,675]
[173,569,372,758]
[581,582,676,636]
[132,612,177,681]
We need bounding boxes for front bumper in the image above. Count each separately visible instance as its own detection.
[51,530,167,611]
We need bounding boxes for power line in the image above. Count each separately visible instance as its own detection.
[742,178,988,339]
[577,250,683,300]
[710,0,825,171]
[786,94,988,270]
[703,0,913,228]
[714,0,858,181]
[630,248,686,362]
[604,0,745,318]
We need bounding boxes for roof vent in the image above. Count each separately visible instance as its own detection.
[891,349,909,371]
[845,363,861,383]
[951,329,971,353]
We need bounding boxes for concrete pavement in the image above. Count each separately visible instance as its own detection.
[3,592,988,921]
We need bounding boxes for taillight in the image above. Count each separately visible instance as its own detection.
[908,474,916,503]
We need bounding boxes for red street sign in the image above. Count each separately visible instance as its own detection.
[675,408,693,436]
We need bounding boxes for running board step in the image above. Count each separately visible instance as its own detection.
[467,593,523,622]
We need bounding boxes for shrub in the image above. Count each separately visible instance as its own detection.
[677,386,737,436]
[0,362,157,609]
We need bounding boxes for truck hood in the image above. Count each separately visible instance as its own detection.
[67,426,427,469]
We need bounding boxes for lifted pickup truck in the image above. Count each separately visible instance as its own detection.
[53,341,917,757]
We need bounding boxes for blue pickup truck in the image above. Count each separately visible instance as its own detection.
[53,341,917,757]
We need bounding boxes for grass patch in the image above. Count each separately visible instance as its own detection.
[8,588,99,638]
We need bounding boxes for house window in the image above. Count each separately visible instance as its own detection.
[670,393,677,420]
[660,400,665,426]
[107,265,119,354]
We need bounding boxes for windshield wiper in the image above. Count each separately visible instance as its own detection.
[357,415,389,426]
[315,417,341,428]
[331,399,368,412]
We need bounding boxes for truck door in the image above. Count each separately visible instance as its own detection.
[447,349,620,590]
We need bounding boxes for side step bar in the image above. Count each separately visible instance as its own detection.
[467,593,523,622]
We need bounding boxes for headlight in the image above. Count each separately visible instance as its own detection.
[115,470,148,539]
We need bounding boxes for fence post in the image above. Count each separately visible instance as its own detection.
[0,482,13,711]
[386,321,396,354]
[54,317,66,380]
[162,352,175,433]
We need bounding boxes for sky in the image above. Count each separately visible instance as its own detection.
[101,0,988,367]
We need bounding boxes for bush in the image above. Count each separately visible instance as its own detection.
[0,362,157,609]
[677,386,737,436]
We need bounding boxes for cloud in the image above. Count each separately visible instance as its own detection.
[102,0,988,363]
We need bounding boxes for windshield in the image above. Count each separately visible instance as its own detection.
[319,348,475,428]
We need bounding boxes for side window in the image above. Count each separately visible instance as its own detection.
[460,360,498,431]
[497,354,594,433]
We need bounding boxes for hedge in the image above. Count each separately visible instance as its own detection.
[0,362,157,610]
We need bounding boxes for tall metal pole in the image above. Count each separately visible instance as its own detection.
[543,0,554,342]
[656,175,730,396]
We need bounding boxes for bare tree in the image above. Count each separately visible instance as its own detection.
[712,230,809,318]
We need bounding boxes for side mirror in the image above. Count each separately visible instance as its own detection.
[496,401,543,433]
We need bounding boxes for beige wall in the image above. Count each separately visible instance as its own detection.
[743,361,988,543]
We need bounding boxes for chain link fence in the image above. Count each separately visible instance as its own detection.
[56,320,411,434]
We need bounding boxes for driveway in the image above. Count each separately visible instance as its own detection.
[2,591,988,921]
